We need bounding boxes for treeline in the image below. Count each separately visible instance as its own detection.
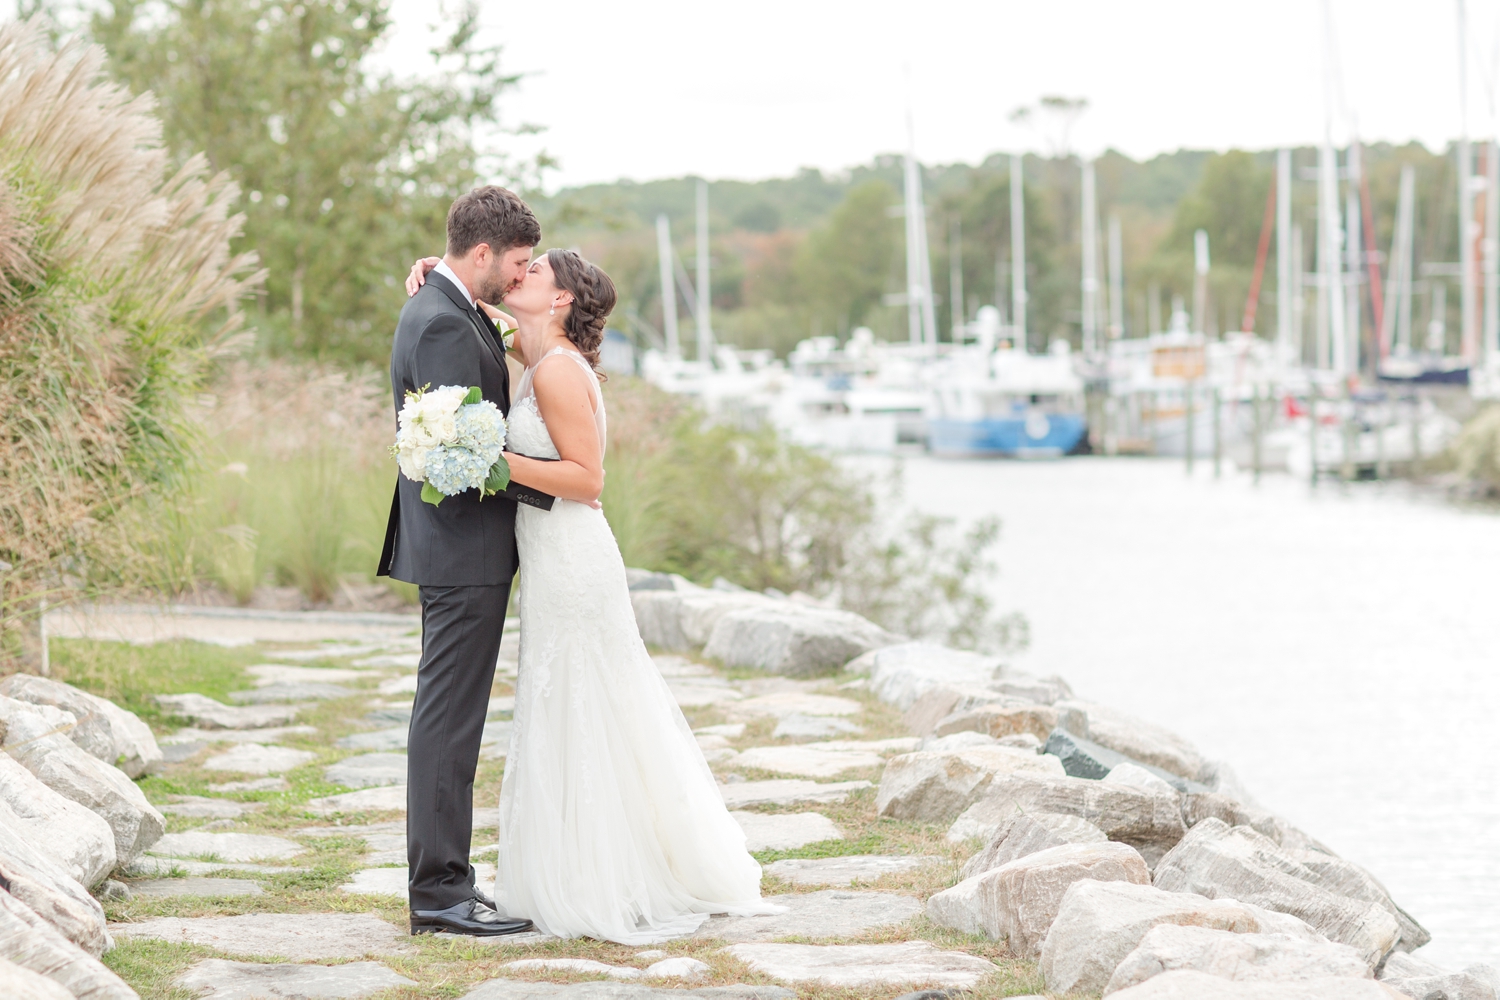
[540,144,1468,359]
[51,0,1472,365]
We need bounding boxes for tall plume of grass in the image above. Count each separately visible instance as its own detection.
[0,21,261,662]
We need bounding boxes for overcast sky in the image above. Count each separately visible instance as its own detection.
[366,0,1500,191]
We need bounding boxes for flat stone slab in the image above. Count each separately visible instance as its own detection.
[338,728,407,751]
[378,674,419,695]
[462,983,793,999]
[325,753,408,788]
[149,832,305,862]
[352,652,421,669]
[696,724,746,738]
[304,785,406,815]
[730,811,842,851]
[731,693,862,718]
[772,714,862,738]
[695,890,921,942]
[130,877,264,898]
[155,693,306,729]
[208,777,289,793]
[668,681,744,708]
[341,863,495,898]
[732,746,884,779]
[161,796,263,819]
[246,664,375,686]
[364,705,413,726]
[652,654,716,677]
[762,855,946,887]
[204,743,317,774]
[163,725,317,745]
[124,856,300,876]
[718,779,872,809]
[725,941,997,988]
[229,682,357,704]
[111,912,409,960]
[45,604,419,647]
[176,959,413,999]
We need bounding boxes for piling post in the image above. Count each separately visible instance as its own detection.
[1308,391,1319,487]
[1248,386,1260,485]
[1410,392,1422,475]
[1185,381,1196,475]
[1375,393,1388,480]
[1350,383,1362,479]
[1212,387,1222,478]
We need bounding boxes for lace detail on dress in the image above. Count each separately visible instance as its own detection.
[497,346,776,944]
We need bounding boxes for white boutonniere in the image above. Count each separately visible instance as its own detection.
[502,328,515,352]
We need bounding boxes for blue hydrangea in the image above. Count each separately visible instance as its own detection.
[419,400,508,497]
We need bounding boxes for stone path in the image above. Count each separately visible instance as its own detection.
[89,605,1024,999]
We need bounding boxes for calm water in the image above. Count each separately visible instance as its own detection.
[859,455,1500,970]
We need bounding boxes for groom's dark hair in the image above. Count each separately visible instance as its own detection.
[446,185,540,256]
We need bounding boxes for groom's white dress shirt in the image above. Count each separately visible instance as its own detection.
[432,258,475,307]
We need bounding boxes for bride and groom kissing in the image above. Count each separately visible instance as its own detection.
[377,186,778,942]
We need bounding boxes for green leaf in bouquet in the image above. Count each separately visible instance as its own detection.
[463,386,483,405]
[421,482,445,506]
[483,455,511,496]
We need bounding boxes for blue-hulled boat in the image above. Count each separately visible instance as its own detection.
[925,340,1088,458]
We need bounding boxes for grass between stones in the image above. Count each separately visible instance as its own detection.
[54,636,1053,999]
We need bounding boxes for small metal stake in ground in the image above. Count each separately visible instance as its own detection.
[1211,387,1222,478]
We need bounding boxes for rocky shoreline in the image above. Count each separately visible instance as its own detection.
[0,580,1488,998]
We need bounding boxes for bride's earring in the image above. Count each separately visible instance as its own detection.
[549,301,556,316]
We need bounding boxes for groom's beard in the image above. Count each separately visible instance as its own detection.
[476,273,511,305]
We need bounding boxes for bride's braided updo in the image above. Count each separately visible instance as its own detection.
[547,248,616,376]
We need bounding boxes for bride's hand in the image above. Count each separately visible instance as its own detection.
[477,301,516,331]
[405,256,441,297]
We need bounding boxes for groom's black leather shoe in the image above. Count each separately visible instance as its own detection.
[410,898,533,936]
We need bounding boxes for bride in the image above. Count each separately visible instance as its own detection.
[412,249,776,943]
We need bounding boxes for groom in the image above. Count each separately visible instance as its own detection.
[377,185,540,936]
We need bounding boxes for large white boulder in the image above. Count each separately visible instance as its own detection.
[1288,851,1429,953]
[1107,970,1406,998]
[1153,819,1401,967]
[0,889,134,999]
[0,955,73,1000]
[1056,700,1209,782]
[0,696,164,863]
[630,585,773,651]
[926,841,1149,954]
[850,643,1006,711]
[1380,958,1500,1000]
[704,605,900,677]
[960,812,1108,879]
[1038,879,1326,996]
[902,684,1011,735]
[933,703,1059,742]
[875,746,1065,822]
[0,753,115,888]
[0,675,162,778]
[947,772,1187,864]
[0,816,110,956]
[1105,924,1372,994]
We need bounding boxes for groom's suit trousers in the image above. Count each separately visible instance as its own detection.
[407,582,510,911]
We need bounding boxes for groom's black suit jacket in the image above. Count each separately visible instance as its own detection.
[377,271,518,586]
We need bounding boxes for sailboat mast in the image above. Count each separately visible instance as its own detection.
[1276,149,1293,360]
[1081,158,1100,357]
[1382,164,1416,355]
[949,218,964,340]
[1010,153,1028,345]
[1487,136,1499,360]
[903,114,926,346]
[1317,143,1346,371]
[1345,142,1363,371]
[1108,214,1124,339]
[655,214,680,360]
[1458,0,1478,361]
[695,179,713,364]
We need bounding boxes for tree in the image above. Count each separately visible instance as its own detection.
[0,22,258,662]
[89,0,540,363]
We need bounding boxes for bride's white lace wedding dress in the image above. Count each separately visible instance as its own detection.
[497,346,775,943]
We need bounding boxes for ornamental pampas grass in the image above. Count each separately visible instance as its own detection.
[0,20,261,661]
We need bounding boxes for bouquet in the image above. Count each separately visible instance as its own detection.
[392,384,510,506]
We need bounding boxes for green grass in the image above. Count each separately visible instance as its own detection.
[49,639,258,726]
